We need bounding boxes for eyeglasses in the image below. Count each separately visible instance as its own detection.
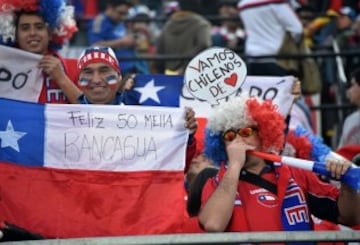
[222,127,258,141]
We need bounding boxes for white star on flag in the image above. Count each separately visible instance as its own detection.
[0,120,27,152]
[134,79,165,104]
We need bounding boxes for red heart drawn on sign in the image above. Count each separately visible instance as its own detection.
[224,73,238,87]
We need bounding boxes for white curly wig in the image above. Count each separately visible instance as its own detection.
[204,94,287,166]
[206,95,257,134]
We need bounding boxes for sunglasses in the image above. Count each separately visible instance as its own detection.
[222,127,258,141]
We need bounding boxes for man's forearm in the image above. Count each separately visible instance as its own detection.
[199,164,241,232]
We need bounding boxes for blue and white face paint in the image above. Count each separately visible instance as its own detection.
[79,77,90,87]
[78,66,120,89]
[105,74,118,86]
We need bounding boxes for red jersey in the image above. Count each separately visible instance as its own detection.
[201,164,340,232]
[37,54,78,104]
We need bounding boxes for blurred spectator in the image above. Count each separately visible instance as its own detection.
[305,9,338,46]
[127,4,159,73]
[296,5,317,47]
[237,0,303,76]
[139,0,163,16]
[70,0,98,19]
[303,0,342,13]
[335,6,357,49]
[128,14,154,54]
[306,9,339,145]
[127,2,160,54]
[347,15,360,70]
[163,1,180,17]
[211,0,245,52]
[88,0,149,75]
[128,0,154,18]
[155,0,212,74]
[338,67,360,147]
[67,0,99,46]
[335,6,358,75]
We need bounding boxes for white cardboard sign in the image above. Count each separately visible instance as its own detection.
[184,47,247,105]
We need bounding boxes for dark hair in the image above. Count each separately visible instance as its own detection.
[350,67,360,86]
[14,10,55,50]
[106,0,132,8]
[15,10,45,30]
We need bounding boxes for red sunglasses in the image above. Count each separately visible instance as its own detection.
[222,127,258,141]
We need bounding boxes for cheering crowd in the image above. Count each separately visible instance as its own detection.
[0,0,360,242]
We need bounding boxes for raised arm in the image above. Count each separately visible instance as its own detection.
[38,55,82,104]
[199,141,254,232]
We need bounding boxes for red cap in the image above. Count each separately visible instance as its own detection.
[77,47,121,75]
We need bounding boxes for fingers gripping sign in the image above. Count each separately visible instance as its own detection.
[184,47,247,105]
[184,107,198,135]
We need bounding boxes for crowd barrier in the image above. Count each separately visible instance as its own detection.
[2,231,360,245]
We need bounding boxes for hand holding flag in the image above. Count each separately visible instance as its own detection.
[0,99,189,238]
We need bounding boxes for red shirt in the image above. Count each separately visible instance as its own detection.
[201,164,340,232]
[37,54,78,104]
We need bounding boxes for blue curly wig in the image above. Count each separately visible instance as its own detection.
[204,129,227,167]
[39,0,63,30]
[204,95,286,167]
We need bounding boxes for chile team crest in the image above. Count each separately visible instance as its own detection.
[257,193,278,207]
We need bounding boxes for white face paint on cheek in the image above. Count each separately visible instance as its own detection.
[105,75,118,85]
[79,77,90,87]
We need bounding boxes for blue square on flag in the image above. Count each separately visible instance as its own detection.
[124,74,184,107]
[0,99,45,166]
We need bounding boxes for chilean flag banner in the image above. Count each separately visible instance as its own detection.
[125,74,294,116]
[125,74,294,152]
[125,74,184,107]
[0,98,188,238]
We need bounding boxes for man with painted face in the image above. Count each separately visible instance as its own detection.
[53,46,131,105]
[53,46,126,104]
[54,46,198,169]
